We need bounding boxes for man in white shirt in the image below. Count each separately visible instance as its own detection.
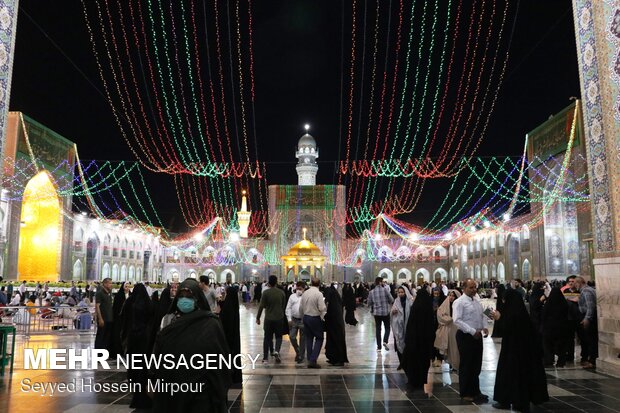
[199,276,219,313]
[299,277,327,368]
[18,281,26,302]
[452,279,489,403]
[286,281,306,363]
[9,292,21,306]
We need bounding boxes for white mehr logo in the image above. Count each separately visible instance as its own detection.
[24,349,110,370]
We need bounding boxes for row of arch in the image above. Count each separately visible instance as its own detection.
[449,226,531,257]
[377,267,448,283]
[72,260,144,282]
[374,245,448,262]
[166,268,236,283]
[73,226,163,262]
[375,259,531,283]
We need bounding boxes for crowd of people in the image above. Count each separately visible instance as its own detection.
[0,274,599,413]
[250,274,597,412]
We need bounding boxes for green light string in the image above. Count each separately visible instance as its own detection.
[419,158,495,231]
[390,1,438,159]
[176,0,212,166]
[113,163,169,235]
[405,0,451,160]
[61,162,139,197]
[146,0,196,167]
[473,157,589,203]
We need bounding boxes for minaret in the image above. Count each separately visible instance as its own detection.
[296,124,319,186]
[237,190,251,238]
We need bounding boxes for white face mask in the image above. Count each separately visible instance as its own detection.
[296,290,303,296]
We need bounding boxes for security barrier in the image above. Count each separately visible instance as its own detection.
[0,306,96,337]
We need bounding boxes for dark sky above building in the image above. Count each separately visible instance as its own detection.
[9,0,580,231]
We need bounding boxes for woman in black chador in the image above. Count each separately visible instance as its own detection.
[491,284,506,338]
[542,287,571,367]
[150,285,172,350]
[342,283,358,326]
[120,283,154,409]
[253,282,262,303]
[324,284,349,366]
[403,287,435,391]
[152,278,231,413]
[219,284,242,384]
[111,282,128,357]
[491,289,549,412]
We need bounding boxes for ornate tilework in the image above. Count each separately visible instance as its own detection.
[606,3,620,121]
[0,0,18,175]
[573,0,614,252]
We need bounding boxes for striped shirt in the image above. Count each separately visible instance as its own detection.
[367,285,394,316]
[578,285,597,322]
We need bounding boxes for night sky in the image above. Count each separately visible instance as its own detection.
[9,0,580,232]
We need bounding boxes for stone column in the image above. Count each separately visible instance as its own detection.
[573,0,620,375]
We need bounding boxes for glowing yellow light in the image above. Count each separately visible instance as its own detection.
[18,171,61,281]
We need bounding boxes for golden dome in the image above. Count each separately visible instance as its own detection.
[285,239,323,257]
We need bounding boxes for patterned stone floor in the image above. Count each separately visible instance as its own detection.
[1,304,619,412]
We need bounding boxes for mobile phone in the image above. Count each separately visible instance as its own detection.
[483,307,494,319]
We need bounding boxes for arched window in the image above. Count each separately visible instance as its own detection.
[73,260,82,280]
[521,225,531,252]
[74,228,84,251]
[522,225,530,240]
[497,262,505,281]
[103,234,111,256]
[522,259,531,280]
[460,245,467,262]
[112,264,119,281]
[113,236,120,257]
[102,262,110,278]
[121,239,128,258]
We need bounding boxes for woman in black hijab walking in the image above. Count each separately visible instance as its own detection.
[220,284,242,384]
[542,287,571,367]
[403,287,435,392]
[491,289,548,412]
[324,284,349,366]
[152,278,232,413]
[111,282,128,357]
[491,284,506,338]
[120,283,154,409]
[342,283,358,326]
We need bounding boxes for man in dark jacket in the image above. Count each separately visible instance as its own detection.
[256,275,286,364]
